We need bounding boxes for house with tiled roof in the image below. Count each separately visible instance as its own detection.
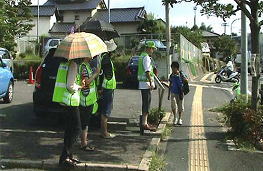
[28,0,146,38]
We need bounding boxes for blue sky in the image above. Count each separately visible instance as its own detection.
[32,0,249,35]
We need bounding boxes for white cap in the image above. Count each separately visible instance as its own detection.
[104,39,117,52]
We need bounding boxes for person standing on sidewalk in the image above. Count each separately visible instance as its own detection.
[168,61,187,125]
[98,39,117,138]
[138,41,156,131]
[52,59,84,167]
[79,57,100,151]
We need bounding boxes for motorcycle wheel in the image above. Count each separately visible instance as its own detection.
[215,76,222,83]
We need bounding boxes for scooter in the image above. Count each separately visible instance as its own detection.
[215,67,240,83]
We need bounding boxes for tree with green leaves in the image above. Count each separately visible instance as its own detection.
[199,22,213,32]
[163,0,263,110]
[0,0,34,53]
[171,26,204,48]
[137,13,166,35]
[214,35,237,58]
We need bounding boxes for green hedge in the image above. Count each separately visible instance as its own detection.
[13,60,41,79]
[13,59,128,82]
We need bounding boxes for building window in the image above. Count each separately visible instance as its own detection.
[75,15,80,20]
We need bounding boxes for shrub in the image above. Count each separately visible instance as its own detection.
[148,108,165,125]
[13,60,41,80]
[217,97,263,149]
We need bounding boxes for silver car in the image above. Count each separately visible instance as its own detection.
[0,48,14,72]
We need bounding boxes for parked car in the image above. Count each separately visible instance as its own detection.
[137,39,166,51]
[123,56,158,89]
[0,48,14,72]
[42,38,61,57]
[0,57,14,103]
[33,48,67,117]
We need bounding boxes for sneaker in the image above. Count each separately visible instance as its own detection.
[178,119,182,125]
[173,118,178,125]
[101,133,116,139]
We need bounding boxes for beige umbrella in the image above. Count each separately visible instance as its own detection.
[54,32,107,60]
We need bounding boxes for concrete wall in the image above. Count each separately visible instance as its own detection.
[62,10,91,26]
[112,22,140,35]
[28,16,53,37]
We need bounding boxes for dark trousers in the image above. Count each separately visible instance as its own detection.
[60,106,81,161]
[141,89,151,114]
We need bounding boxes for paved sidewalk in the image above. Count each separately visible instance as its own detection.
[0,85,171,170]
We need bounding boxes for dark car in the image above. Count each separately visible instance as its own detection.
[33,48,67,117]
[0,57,14,103]
[123,56,158,89]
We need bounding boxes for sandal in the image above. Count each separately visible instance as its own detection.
[59,158,77,168]
[80,144,95,151]
[70,157,81,164]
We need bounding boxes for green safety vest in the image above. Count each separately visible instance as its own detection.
[79,62,98,114]
[137,52,154,82]
[52,62,81,106]
[102,54,116,89]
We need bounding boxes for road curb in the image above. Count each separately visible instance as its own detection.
[138,112,171,170]
[225,140,263,154]
[0,112,171,170]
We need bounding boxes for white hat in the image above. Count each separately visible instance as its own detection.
[104,39,117,52]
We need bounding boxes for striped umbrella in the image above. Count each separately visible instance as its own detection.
[54,32,107,60]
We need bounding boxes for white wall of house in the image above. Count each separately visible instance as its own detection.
[112,22,140,35]
[28,16,53,37]
[62,10,91,26]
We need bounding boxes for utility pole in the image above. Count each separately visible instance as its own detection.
[108,0,110,23]
[240,11,248,101]
[193,6,197,26]
[37,0,39,43]
[165,2,171,78]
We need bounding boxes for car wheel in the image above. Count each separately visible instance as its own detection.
[215,76,222,83]
[3,81,14,103]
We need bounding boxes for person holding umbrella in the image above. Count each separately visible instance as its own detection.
[52,32,107,168]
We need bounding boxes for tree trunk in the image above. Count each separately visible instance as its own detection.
[249,3,260,110]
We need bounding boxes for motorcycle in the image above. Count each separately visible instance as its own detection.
[215,66,240,83]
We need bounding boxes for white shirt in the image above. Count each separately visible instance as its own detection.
[226,61,234,71]
[139,55,155,89]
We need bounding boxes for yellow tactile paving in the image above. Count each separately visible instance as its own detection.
[189,86,210,171]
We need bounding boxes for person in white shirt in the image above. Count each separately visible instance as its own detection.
[138,41,156,131]
[226,57,234,77]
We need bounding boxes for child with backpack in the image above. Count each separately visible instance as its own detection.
[168,61,189,125]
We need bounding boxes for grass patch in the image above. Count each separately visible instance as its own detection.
[148,108,165,126]
[149,151,166,171]
[161,125,172,141]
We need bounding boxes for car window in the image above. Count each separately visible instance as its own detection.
[129,57,138,65]
[0,50,10,59]
[153,40,164,47]
[49,40,60,47]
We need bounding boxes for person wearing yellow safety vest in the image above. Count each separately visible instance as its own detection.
[52,59,84,167]
[79,57,100,151]
[138,41,157,131]
[98,39,117,139]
